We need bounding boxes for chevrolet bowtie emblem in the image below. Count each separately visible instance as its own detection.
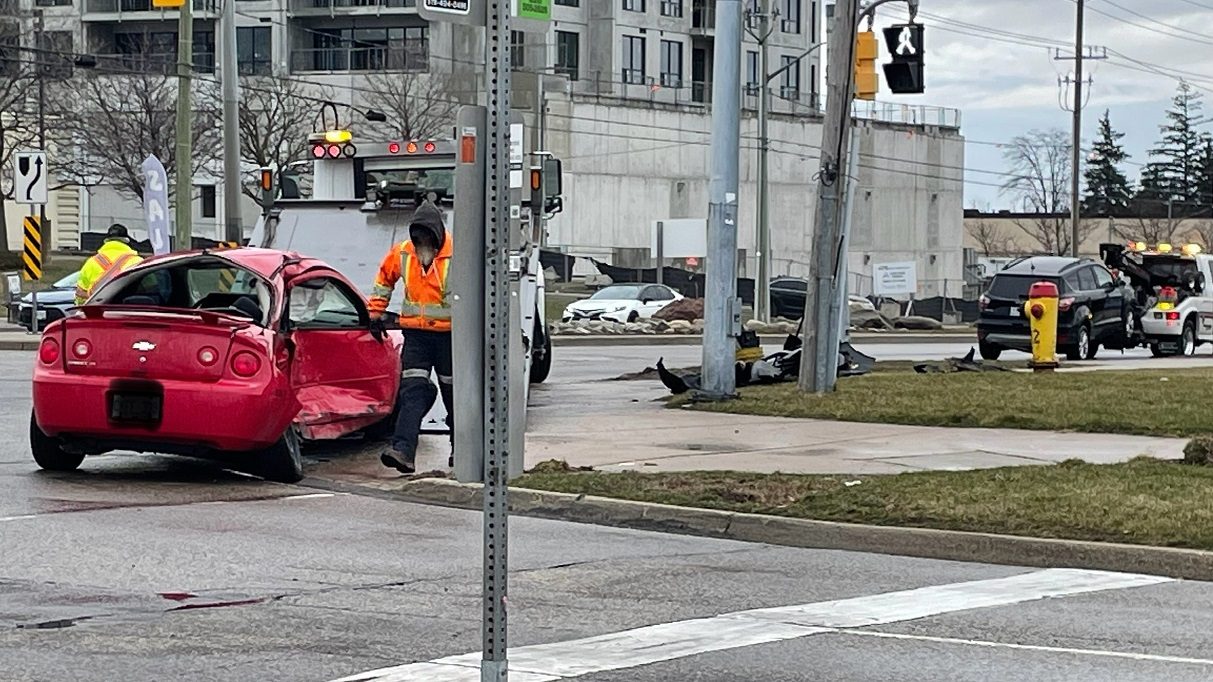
[132,341,156,352]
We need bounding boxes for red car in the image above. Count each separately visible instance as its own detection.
[30,248,401,482]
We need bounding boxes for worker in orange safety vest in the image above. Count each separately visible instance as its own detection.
[368,200,454,475]
[75,224,142,305]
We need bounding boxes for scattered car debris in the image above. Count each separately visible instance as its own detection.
[913,347,1012,374]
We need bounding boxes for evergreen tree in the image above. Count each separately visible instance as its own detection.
[1082,110,1133,216]
[1199,135,1213,206]
[1139,82,1205,207]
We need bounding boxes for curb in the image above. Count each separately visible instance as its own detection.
[0,339,41,351]
[392,478,1213,582]
[552,333,975,347]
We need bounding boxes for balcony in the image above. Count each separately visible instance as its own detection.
[289,0,415,15]
[91,51,216,75]
[691,0,714,34]
[83,0,218,17]
[291,45,426,73]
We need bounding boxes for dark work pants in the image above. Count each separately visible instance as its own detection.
[392,329,454,459]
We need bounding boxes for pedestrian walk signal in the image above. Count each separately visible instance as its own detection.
[882,23,925,94]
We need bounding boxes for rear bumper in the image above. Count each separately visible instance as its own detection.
[33,369,296,453]
[977,326,1078,351]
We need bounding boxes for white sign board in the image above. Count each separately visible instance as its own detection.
[13,151,47,205]
[650,219,708,258]
[873,261,918,296]
[509,122,524,189]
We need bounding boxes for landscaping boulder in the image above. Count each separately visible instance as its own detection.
[895,316,945,331]
[667,319,694,333]
[654,298,705,322]
[1184,436,1213,466]
[851,309,895,330]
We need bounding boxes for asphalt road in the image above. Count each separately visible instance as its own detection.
[4,349,1213,681]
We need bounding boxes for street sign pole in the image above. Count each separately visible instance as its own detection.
[482,0,513,678]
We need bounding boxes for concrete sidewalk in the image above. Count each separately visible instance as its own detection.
[524,381,1186,475]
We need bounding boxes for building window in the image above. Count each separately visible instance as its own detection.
[781,0,801,33]
[304,26,429,73]
[237,27,271,76]
[622,35,645,85]
[113,31,214,74]
[555,0,578,5]
[556,30,579,81]
[745,50,759,95]
[511,30,525,69]
[811,0,818,39]
[659,40,682,88]
[200,185,216,219]
[622,0,645,12]
[660,0,682,17]
[780,54,800,99]
[38,31,74,79]
[810,63,817,104]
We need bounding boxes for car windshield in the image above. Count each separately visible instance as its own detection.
[54,271,80,289]
[88,258,274,326]
[987,274,1064,299]
[590,285,643,300]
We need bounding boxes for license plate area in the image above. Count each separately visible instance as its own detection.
[108,388,163,424]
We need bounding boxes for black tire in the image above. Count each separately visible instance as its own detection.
[627,311,639,323]
[1065,324,1091,361]
[30,411,84,473]
[529,320,552,385]
[1150,343,1168,358]
[1182,319,1198,357]
[978,342,1002,361]
[256,428,304,483]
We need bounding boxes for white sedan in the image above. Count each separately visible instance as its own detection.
[562,283,684,323]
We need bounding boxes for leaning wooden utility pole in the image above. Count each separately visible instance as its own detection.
[799,0,860,393]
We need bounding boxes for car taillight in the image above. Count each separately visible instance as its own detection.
[231,351,261,377]
[198,346,219,366]
[39,339,60,365]
[979,295,990,311]
[1058,297,1075,312]
[1166,311,1181,321]
[72,339,92,359]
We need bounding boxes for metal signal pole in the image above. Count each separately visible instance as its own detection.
[1070,0,1084,257]
[174,0,193,249]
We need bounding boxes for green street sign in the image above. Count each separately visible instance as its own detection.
[516,0,549,20]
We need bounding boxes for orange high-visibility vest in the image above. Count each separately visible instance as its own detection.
[369,238,453,332]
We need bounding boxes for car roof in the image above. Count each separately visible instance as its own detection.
[136,247,328,280]
[998,256,1086,276]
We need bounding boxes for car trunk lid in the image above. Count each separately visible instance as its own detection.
[59,306,254,382]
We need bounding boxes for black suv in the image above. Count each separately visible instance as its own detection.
[977,256,1131,361]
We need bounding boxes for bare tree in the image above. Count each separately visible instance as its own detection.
[361,71,459,141]
[966,204,1015,256]
[238,76,325,199]
[52,51,221,200]
[0,39,39,239]
[1001,129,1096,254]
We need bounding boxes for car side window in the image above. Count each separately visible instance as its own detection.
[288,278,366,330]
[649,286,676,301]
[1077,267,1098,292]
[1092,266,1114,289]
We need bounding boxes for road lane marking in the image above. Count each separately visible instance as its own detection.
[0,514,37,522]
[279,493,339,501]
[841,629,1213,667]
[332,568,1172,682]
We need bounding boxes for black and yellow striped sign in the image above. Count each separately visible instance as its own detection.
[216,241,240,290]
[22,215,41,281]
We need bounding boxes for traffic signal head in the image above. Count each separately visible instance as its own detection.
[882,23,925,95]
[854,30,878,101]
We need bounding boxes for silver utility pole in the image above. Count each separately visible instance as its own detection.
[482,0,512,679]
[1070,0,1084,258]
[799,0,859,393]
[825,127,860,355]
[220,0,242,243]
[174,0,193,249]
[701,0,744,399]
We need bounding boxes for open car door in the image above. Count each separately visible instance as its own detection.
[284,273,400,440]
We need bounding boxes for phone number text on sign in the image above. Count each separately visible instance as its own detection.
[424,0,469,12]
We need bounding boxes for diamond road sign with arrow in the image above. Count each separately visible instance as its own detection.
[13,151,48,205]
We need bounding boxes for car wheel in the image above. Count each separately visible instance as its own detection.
[30,411,84,473]
[978,342,1001,361]
[256,428,304,483]
[627,311,639,323]
[1065,325,1091,361]
[1182,319,1198,356]
[1150,343,1168,358]
[529,320,553,385]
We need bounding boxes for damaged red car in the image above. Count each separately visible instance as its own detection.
[30,248,401,482]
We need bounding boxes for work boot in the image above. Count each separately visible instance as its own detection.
[380,449,416,475]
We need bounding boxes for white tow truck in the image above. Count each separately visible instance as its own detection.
[1102,241,1213,357]
[248,127,560,435]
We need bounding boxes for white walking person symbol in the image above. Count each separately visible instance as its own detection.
[896,27,916,56]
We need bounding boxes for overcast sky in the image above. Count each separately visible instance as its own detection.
[861,0,1213,209]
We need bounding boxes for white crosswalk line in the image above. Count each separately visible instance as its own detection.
[330,568,1173,682]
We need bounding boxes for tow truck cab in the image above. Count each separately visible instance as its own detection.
[1102,242,1213,356]
[248,131,561,433]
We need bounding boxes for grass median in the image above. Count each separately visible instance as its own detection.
[677,367,1213,438]
[516,458,1213,550]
